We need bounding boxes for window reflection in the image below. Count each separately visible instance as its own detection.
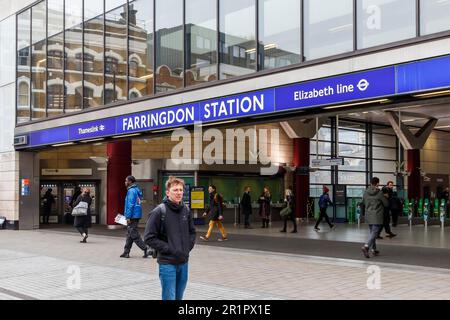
[105,5,128,104]
[420,0,450,35]
[65,0,83,112]
[47,32,64,116]
[219,0,256,79]
[304,0,353,60]
[259,0,301,70]
[155,0,183,93]
[186,0,217,86]
[357,0,416,49]
[31,1,46,120]
[17,9,31,123]
[128,0,154,98]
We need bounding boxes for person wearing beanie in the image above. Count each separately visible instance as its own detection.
[314,185,335,231]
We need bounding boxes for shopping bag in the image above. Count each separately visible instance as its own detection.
[279,206,292,217]
[71,201,88,216]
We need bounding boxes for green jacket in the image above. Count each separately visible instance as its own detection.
[363,186,388,225]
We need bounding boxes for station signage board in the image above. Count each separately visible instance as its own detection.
[21,54,450,148]
[311,158,344,167]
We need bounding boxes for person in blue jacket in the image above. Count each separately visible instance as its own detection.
[120,175,149,258]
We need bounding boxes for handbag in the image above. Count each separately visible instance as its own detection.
[280,206,292,217]
[71,201,88,216]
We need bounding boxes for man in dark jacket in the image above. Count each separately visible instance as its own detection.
[240,186,252,229]
[378,181,397,238]
[144,176,196,300]
[120,175,148,259]
[361,177,389,258]
[42,188,55,224]
[314,186,335,231]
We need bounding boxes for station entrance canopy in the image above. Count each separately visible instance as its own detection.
[17,54,450,148]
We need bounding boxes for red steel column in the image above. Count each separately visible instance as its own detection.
[107,141,132,226]
[294,138,310,218]
[407,149,421,200]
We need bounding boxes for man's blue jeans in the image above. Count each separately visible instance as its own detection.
[159,263,188,300]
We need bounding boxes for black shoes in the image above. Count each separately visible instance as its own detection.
[386,233,397,238]
[80,233,88,243]
[376,236,383,240]
[280,229,286,233]
[371,250,380,256]
[290,230,298,233]
[361,246,370,258]
[120,253,130,258]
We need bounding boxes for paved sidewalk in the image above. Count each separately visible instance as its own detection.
[1,230,450,300]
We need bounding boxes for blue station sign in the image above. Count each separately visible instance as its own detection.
[24,54,450,148]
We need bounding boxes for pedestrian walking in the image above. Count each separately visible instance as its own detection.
[378,181,397,238]
[120,175,149,258]
[314,186,335,231]
[258,186,271,228]
[144,176,196,300]
[240,186,252,228]
[200,185,228,241]
[73,187,92,243]
[361,177,389,258]
[280,188,297,233]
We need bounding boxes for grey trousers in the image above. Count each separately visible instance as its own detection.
[367,224,383,251]
[124,220,146,253]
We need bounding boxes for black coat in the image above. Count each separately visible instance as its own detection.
[73,193,92,228]
[42,191,55,214]
[144,199,196,265]
[241,192,252,215]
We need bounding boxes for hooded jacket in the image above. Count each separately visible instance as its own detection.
[144,198,196,265]
[363,186,388,225]
[124,184,143,219]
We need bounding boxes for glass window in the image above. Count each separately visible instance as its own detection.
[66,0,83,29]
[17,9,31,123]
[105,5,128,103]
[106,0,127,12]
[48,0,64,38]
[85,0,104,21]
[128,0,154,98]
[186,0,217,87]
[259,0,301,70]
[84,14,104,108]
[31,1,47,120]
[339,143,366,158]
[304,0,353,60]
[373,173,396,185]
[312,126,332,141]
[373,159,396,172]
[357,0,416,49]
[421,0,450,35]
[155,0,183,93]
[310,141,332,156]
[47,33,64,116]
[373,146,396,160]
[372,133,396,147]
[310,171,332,184]
[339,129,366,144]
[219,0,256,79]
[340,158,366,171]
[338,171,366,185]
[65,0,83,112]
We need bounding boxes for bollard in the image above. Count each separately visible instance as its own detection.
[440,199,446,229]
[423,199,429,229]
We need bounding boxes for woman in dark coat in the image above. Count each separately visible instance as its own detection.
[258,186,271,228]
[280,188,297,233]
[73,187,92,243]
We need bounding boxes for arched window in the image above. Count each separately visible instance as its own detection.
[105,56,119,73]
[129,60,139,77]
[75,53,83,71]
[47,84,64,109]
[83,53,95,72]
[18,82,29,106]
[48,50,64,69]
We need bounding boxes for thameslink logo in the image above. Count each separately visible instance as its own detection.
[78,125,106,135]
[170,122,280,175]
